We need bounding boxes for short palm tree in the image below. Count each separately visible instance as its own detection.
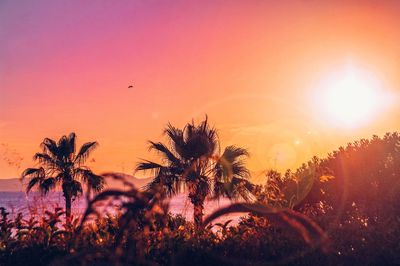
[21,133,105,221]
[136,117,253,228]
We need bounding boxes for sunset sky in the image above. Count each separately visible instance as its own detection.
[1,1,399,182]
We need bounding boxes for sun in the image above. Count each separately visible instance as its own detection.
[314,64,388,128]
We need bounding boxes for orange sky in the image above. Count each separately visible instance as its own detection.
[1,1,399,182]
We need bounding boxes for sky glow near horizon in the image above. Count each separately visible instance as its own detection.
[1,1,400,182]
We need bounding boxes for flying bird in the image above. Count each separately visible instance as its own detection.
[128,84,134,88]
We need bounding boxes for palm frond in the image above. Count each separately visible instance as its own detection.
[184,118,219,159]
[164,123,185,157]
[212,176,254,201]
[39,177,56,195]
[21,167,45,179]
[148,141,180,164]
[78,168,105,192]
[222,145,249,161]
[89,174,105,192]
[67,132,77,155]
[71,180,83,198]
[40,138,59,157]
[57,134,71,159]
[230,161,251,179]
[143,172,180,196]
[143,175,162,191]
[61,179,83,199]
[33,153,56,167]
[26,177,41,193]
[75,141,98,164]
[137,160,182,195]
[135,160,163,173]
[214,150,250,184]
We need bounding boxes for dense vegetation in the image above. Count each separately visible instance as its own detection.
[1,120,399,265]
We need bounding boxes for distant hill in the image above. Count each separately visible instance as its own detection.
[101,172,152,190]
[0,178,24,192]
[0,173,152,192]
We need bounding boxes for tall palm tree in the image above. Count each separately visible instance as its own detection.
[21,133,105,221]
[136,117,253,228]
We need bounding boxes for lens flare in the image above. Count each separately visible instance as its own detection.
[313,64,390,128]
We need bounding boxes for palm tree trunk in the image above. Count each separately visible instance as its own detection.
[65,193,72,224]
[193,201,204,229]
[86,186,92,202]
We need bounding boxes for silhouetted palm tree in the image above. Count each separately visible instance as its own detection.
[136,117,253,228]
[21,133,104,221]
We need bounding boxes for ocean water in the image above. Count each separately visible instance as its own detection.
[0,192,244,224]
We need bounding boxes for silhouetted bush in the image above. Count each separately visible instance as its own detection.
[1,133,399,265]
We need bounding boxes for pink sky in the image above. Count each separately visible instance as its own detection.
[1,1,400,182]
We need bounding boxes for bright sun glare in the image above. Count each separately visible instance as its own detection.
[314,64,389,128]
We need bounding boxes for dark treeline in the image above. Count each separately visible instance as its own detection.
[1,118,399,265]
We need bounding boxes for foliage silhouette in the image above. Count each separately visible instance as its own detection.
[21,133,104,221]
[259,132,400,264]
[1,130,399,265]
[203,202,329,251]
[136,116,253,228]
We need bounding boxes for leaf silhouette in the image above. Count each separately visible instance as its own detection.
[203,202,329,252]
